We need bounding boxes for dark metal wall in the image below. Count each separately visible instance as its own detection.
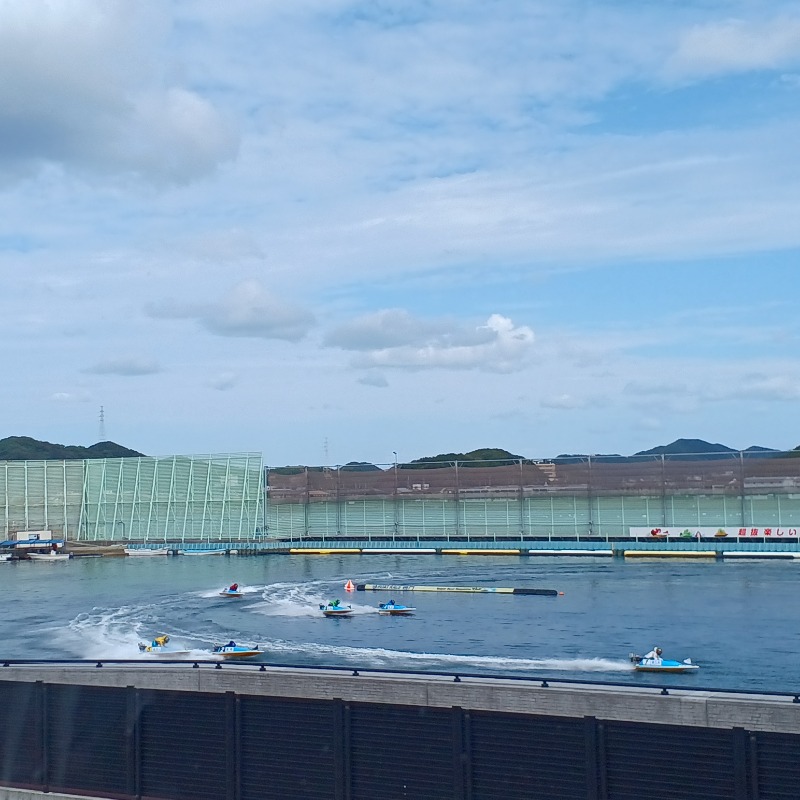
[2,680,800,800]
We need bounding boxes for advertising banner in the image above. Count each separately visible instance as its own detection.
[629,526,799,539]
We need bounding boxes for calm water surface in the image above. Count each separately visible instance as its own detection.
[1,554,797,692]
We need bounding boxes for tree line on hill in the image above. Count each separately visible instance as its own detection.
[1,435,798,469]
[0,436,143,461]
[273,439,800,474]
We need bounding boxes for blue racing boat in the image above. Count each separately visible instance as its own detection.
[138,634,191,658]
[219,583,243,597]
[377,600,415,615]
[630,650,699,673]
[319,599,352,617]
[212,641,261,659]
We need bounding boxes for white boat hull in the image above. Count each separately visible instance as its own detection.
[631,654,699,673]
[28,552,71,561]
[125,547,170,556]
[378,605,415,615]
[141,649,192,658]
[213,645,261,659]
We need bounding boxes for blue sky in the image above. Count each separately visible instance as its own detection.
[1,0,799,466]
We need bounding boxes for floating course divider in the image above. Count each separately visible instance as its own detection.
[440,549,522,555]
[355,583,560,596]
[623,550,718,559]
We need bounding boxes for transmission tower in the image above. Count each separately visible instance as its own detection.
[98,406,106,442]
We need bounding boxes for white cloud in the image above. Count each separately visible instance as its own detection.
[51,390,91,403]
[0,0,237,183]
[339,313,534,372]
[208,372,238,391]
[84,357,161,376]
[357,371,389,388]
[540,394,585,410]
[729,374,800,402]
[326,308,492,350]
[668,17,800,79]
[624,381,687,397]
[146,280,316,342]
[2,0,800,465]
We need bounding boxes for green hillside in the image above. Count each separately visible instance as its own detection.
[0,436,145,461]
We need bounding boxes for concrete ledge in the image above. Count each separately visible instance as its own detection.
[0,791,113,800]
[0,786,113,800]
[3,664,800,735]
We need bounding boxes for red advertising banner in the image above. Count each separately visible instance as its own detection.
[629,526,799,539]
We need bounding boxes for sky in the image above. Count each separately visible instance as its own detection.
[1,0,799,467]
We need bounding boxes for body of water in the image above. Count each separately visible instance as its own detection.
[1,554,796,692]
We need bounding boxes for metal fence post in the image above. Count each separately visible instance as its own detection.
[454,461,461,540]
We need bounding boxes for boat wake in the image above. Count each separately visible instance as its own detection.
[246,582,374,616]
[196,583,259,599]
[60,605,201,660]
[262,638,631,673]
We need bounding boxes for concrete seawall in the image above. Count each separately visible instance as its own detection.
[4,663,800,735]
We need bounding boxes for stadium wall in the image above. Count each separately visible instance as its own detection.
[3,451,800,544]
[265,455,800,541]
[0,453,263,543]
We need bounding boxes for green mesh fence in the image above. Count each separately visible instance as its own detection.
[1,454,263,543]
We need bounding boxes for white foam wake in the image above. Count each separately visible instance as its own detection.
[262,637,631,672]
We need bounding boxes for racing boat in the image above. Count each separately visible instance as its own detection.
[319,599,353,617]
[630,653,699,673]
[377,600,415,615]
[219,584,243,597]
[212,641,261,659]
[138,635,191,658]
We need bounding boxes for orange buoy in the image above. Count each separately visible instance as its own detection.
[345,579,354,592]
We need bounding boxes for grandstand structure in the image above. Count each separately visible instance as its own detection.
[2,450,800,544]
[265,453,800,541]
[0,454,263,543]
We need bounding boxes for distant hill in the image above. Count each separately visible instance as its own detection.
[340,461,382,472]
[552,439,780,463]
[634,438,778,460]
[408,439,785,467]
[0,436,145,461]
[405,448,527,469]
[554,453,625,464]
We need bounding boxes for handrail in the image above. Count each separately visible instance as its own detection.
[2,658,798,703]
